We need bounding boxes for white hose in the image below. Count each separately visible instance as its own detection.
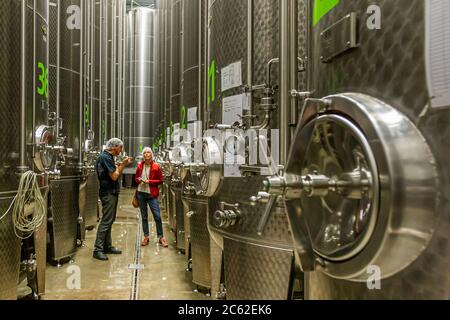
[0,171,47,239]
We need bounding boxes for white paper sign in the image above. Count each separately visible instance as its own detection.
[221,61,242,92]
[426,0,450,108]
[222,94,245,125]
[188,107,198,122]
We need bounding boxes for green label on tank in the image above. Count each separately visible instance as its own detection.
[313,0,340,26]
[37,62,49,98]
[84,104,90,126]
[181,106,188,129]
[208,60,216,105]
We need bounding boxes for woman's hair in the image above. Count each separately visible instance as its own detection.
[106,138,124,150]
[142,147,153,155]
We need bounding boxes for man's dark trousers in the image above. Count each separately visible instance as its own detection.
[94,193,119,253]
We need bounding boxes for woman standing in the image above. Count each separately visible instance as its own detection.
[135,147,169,247]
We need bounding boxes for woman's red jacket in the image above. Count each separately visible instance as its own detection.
[134,161,164,198]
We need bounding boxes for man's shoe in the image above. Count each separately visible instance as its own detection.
[159,237,169,248]
[105,247,122,255]
[93,251,109,261]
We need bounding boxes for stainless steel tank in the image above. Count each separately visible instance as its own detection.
[198,0,300,300]
[168,0,186,252]
[179,0,212,290]
[124,7,158,160]
[0,0,50,299]
[47,0,83,263]
[79,0,101,232]
[262,0,449,299]
[105,0,113,140]
[158,0,170,220]
[163,0,176,233]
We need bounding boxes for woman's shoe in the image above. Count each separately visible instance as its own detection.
[141,237,150,246]
[159,237,169,248]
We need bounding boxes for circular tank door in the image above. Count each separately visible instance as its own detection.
[270,93,439,281]
[34,125,54,172]
[189,136,223,197]
[172,143,192,181]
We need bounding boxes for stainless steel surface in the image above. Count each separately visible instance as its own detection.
[48,179,80,261]
[168,185,177,230]
[279,0,291,164]
[180,0,211,289]
[209,235,223,298]
[170,0,182,126]
[1,0,49,190]
[182,196,190,258]
[20,0,27,171]
[223,238,294,300]
[175,186,185,251]
[203,0,299,299]
[181,0,200,112]
[0,197,22,300]
[0,0,49,299]
[49,0,82,176]
[78,0,84,168]
[79,174,99,229]
[319,12,358,63]
[125,7,158,158]
[287,0,450,299]
[189,197,212,289]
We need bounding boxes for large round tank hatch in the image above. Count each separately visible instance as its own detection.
[265,93,439,281]
[34,125,54,172]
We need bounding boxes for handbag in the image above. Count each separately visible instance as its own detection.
[132,190,139,208]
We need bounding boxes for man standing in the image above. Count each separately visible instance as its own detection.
[93,138,132,261]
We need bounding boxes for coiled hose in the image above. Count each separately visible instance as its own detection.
[0,171,47,239]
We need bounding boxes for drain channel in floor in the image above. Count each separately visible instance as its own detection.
[130,211,143,300]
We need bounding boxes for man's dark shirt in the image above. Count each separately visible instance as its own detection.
[96,151,120,196]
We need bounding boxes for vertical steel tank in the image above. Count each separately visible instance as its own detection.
[168,0,186,252]
[179,0,212,291]
[198,0,302,300]
[79,0,102,237]
[262,0,449,299]
[159,0,177,234]
[124,7,158,161]
[155,0,168,219]
[0,0,50,299]
[47,0,84,263]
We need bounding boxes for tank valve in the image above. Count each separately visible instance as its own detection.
[214,202,241,229]
[264,170,371,200]
[249,192,271,205]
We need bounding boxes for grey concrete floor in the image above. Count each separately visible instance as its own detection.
[39,190,211,300]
